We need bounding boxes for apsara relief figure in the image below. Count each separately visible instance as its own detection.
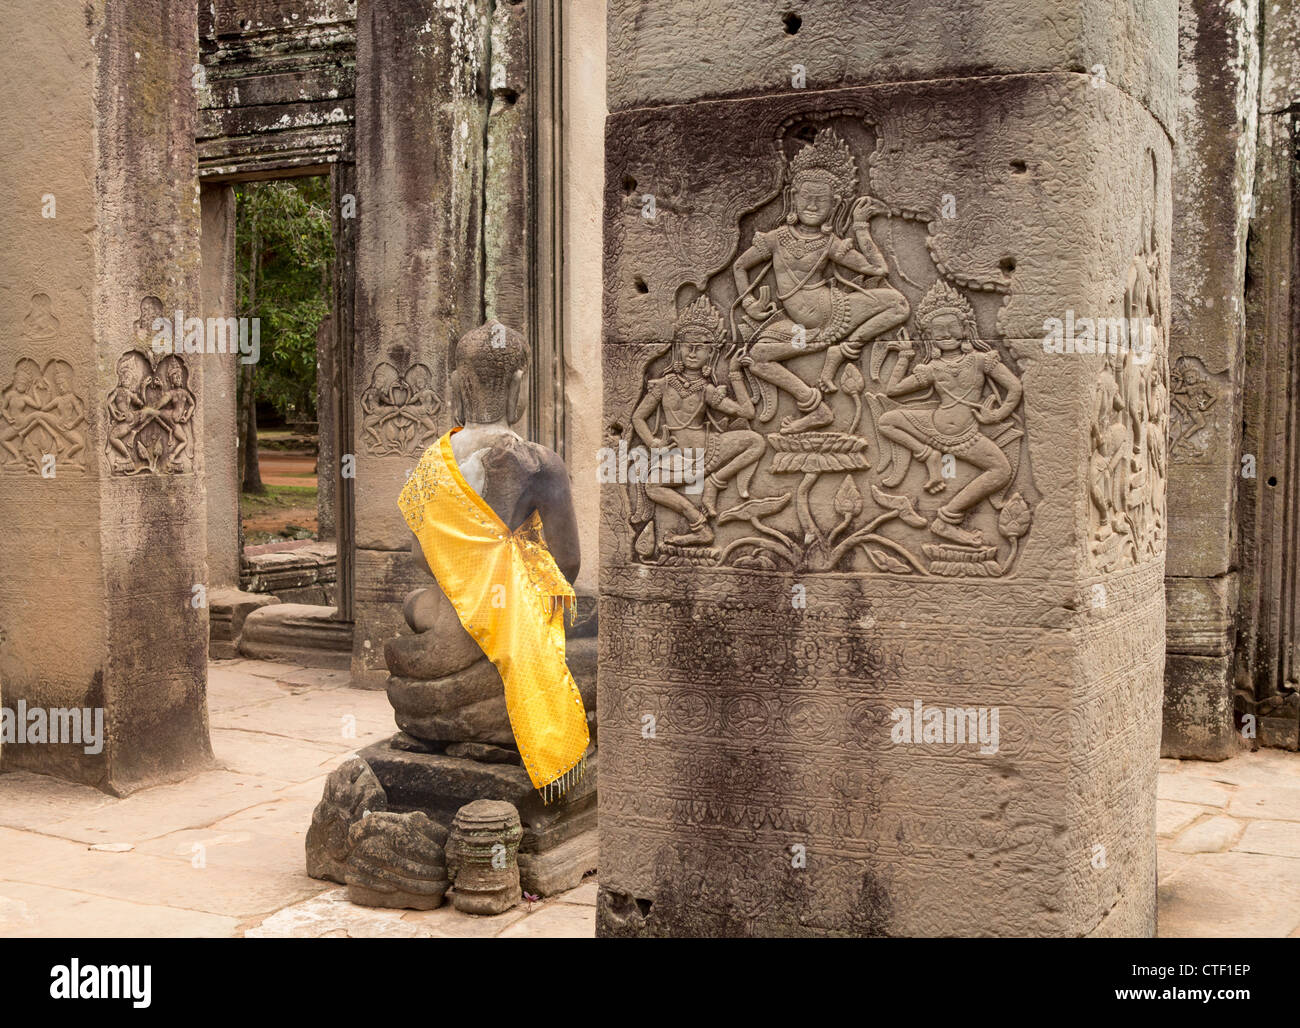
[630,297,764,546]
[731,128,909,434]
[876,280,1022,547]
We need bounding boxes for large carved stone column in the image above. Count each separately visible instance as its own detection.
[351,0,489,688]
[0,1,212,792]
[598,0,1174,936]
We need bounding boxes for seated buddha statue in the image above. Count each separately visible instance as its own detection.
[384,321,587,751]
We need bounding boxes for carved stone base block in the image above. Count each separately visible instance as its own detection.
[356,739,597,898]
[208,588,279,661]
[239,603,352,669]
[598,16,1171,935]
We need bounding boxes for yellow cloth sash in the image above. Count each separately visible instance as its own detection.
[397,429,589,802]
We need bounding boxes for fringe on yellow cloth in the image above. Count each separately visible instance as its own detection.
[398,429,589,802]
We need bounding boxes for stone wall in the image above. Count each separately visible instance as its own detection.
[597,0,1173,936]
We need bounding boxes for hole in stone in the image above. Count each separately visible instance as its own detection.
[783,12,802,34]
[1268,475,1278,487]
[622,175,638,195]
[1000,257,1016,274]
[609,422,624,436]
[634,897,653,917]
[634,276,649,294]
[1010,159,1027,173]
[498,88,519,105]
[239,18,251,30]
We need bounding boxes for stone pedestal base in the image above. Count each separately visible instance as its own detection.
[350,737,597,897]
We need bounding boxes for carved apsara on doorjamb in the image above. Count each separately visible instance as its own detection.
[1087,153,1169,572]
[1,295,88,476]
[103,296,197,477]
[360,346,441,457]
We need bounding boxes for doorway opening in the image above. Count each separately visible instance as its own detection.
[233,173,338,601]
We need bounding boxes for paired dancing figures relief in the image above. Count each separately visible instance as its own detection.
[622,125,1035,576]
[105,298,196,476]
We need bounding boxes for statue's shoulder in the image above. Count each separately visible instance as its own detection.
[519,439,567,478]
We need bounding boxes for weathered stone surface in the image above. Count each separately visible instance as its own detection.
[599,5,1172,935]
[209,588,280,660]
[306,756,387,883]
[1158,852,1300,937]
[1160,0,1259,759]
[358,739,596,898]
[350,0,491,689]
[445,742,520,765]
[0,0,213,793]
[1169,815,1242,853]
[447,800,523,915]
[241,542,338,605]
[345,810,450,910]
[200,183,242,591]
[605,0,1177,136]
[1236,6,1300,756]
[197,0,356,179]
[517,827,598,897]
[1161,653,1240,760]
[240,603,352,669]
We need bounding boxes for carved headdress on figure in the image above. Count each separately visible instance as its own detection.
[784,128,860,233]
[912,279,988,357]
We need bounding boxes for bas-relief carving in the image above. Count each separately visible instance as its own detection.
[2,296,88,475]
[103,297,197,477]
[1168,354,1226,462]
[618,122,1036,577]
[360,347,440,457]
[1087,157,1169,573]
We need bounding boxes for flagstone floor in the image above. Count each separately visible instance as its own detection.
[0,657,1297,937]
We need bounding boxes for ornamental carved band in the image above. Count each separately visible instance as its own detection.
[614,117,1037,577]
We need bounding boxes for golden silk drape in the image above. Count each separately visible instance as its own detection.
[397,429,589,801]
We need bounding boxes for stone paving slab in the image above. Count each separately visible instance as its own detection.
[211,689,394,748]
[1227,786,1300,821]
[1155,800,1201,838]
[1234,820,1300,858]
[0,881,240,938]
[0,770,116,834]
[212,728,348,783]
[0,658,1295,937]
[1157,852,1300,937]
[0,827,326,919]
[41,770,292,846]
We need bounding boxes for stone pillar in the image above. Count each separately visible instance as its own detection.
[1161,0,1259,759]
[0,0,212,793]
[598,0,1174,936]
[350,0,489,689]
[201,183,241,589]
[316,314,336,541]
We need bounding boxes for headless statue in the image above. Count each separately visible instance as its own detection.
[384,321,580,705]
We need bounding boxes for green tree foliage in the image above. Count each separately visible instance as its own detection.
[235,176,333,423]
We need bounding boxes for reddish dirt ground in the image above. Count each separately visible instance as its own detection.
[258,450,318,487]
